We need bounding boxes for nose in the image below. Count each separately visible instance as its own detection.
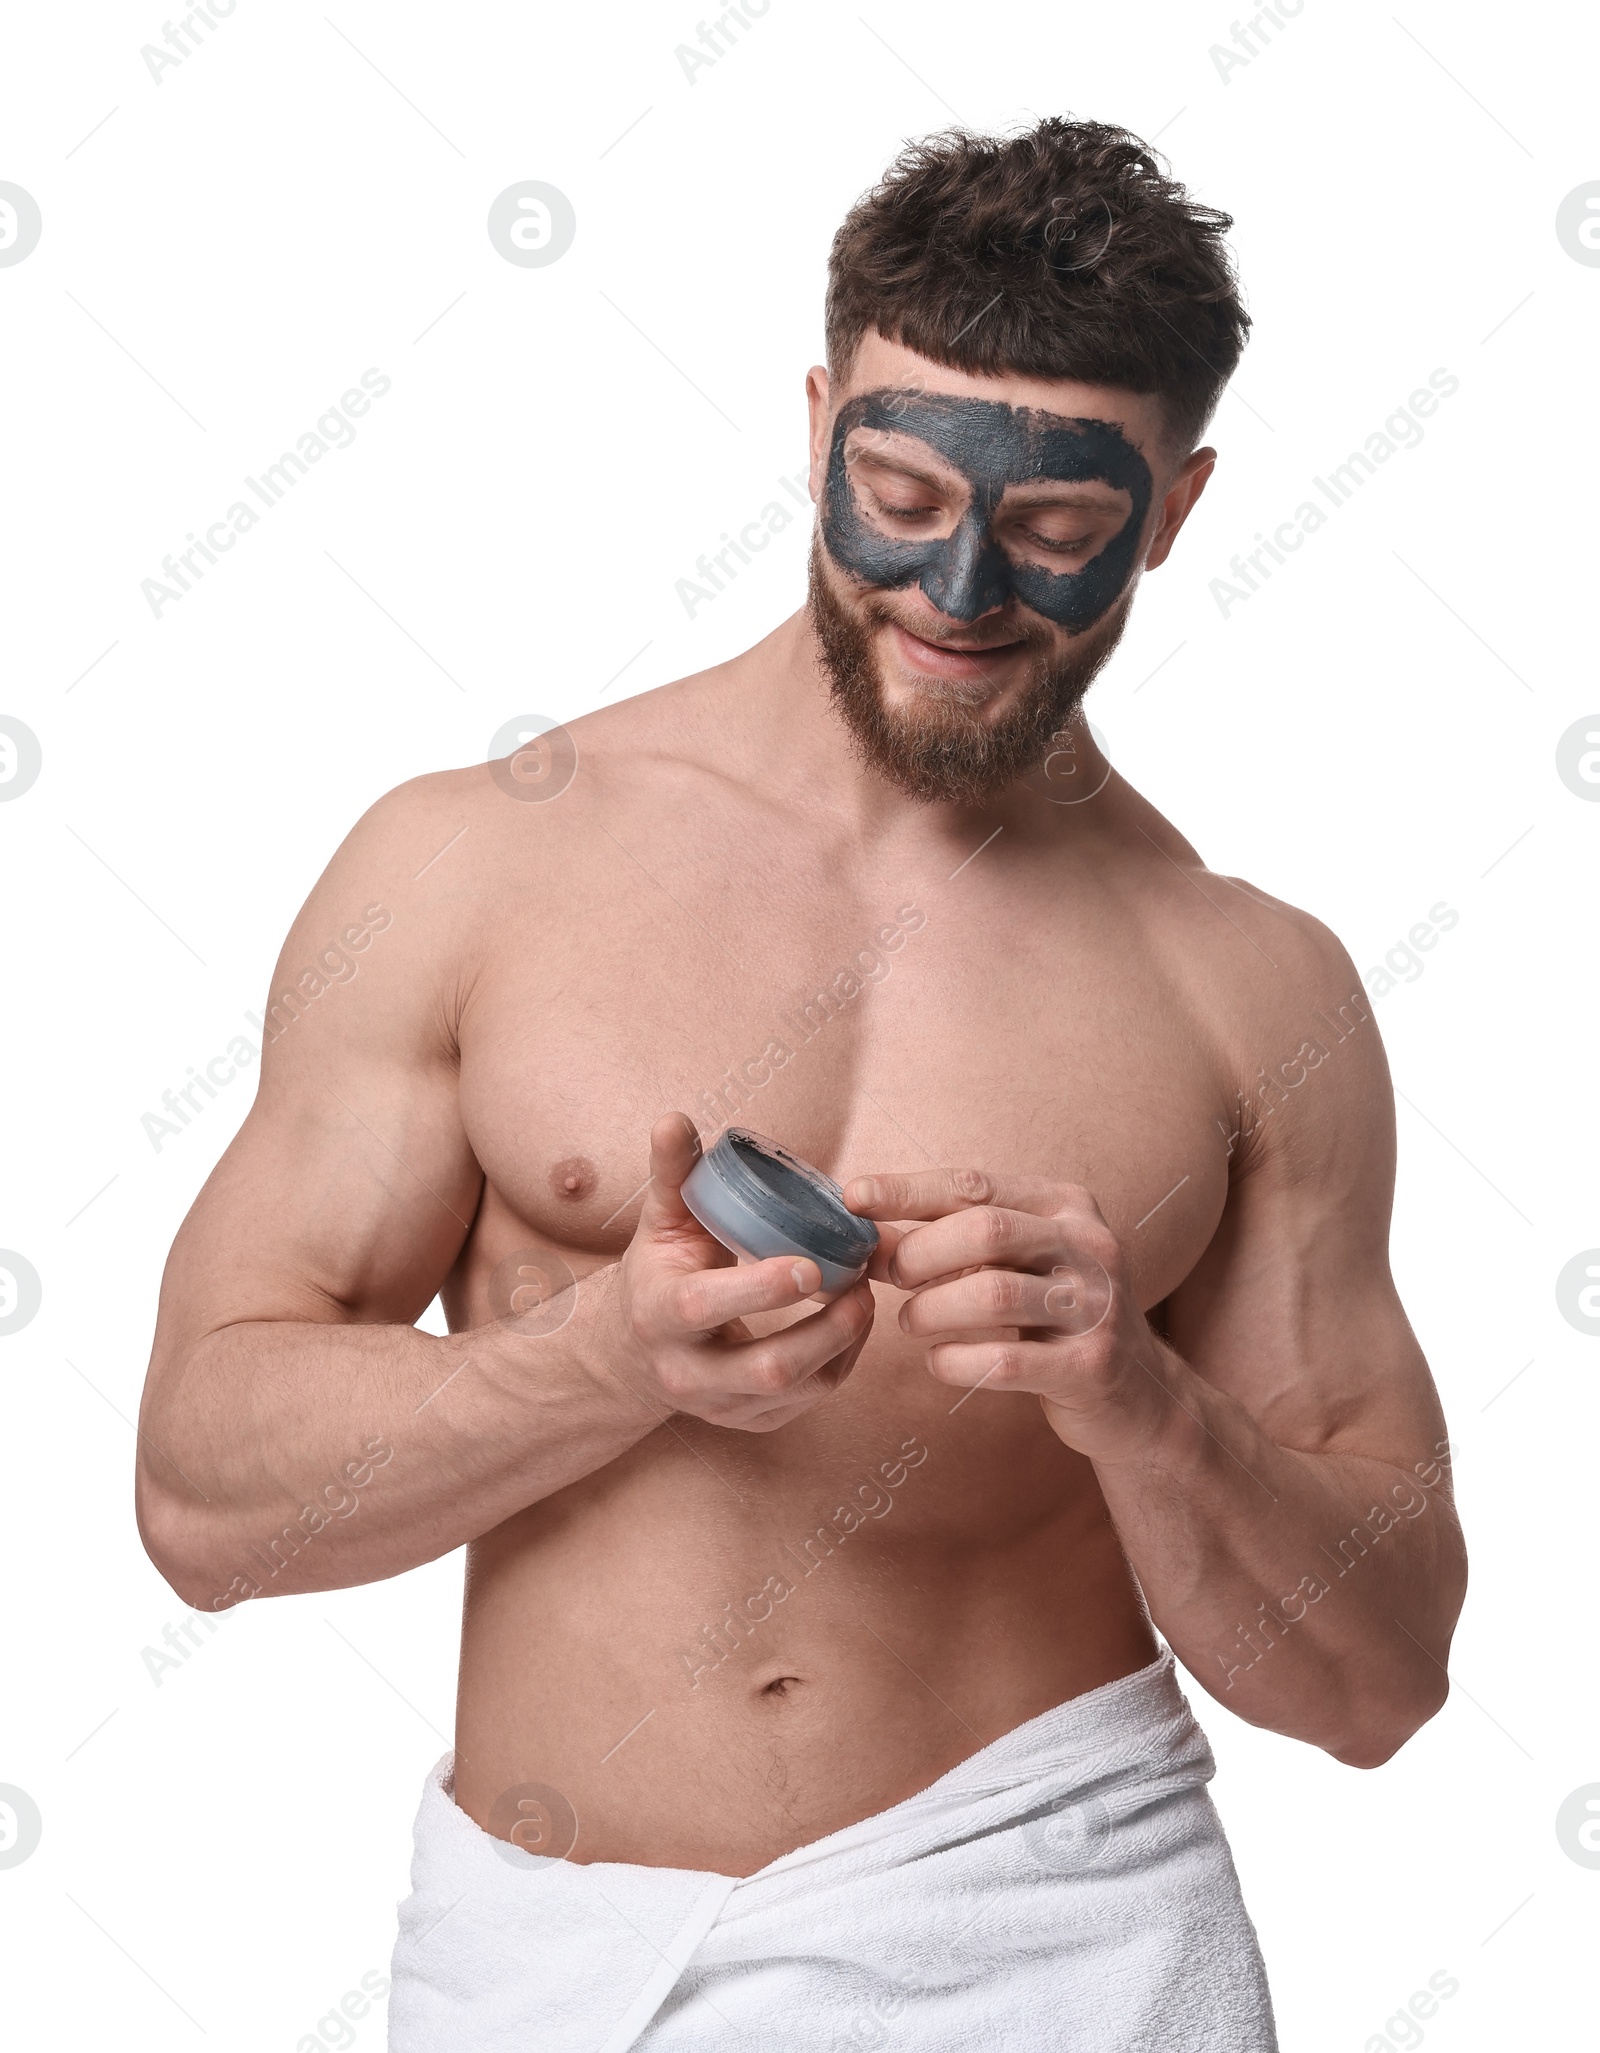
[917,513,1010,623]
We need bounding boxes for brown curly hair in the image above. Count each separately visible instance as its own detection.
[825,118,1250,453]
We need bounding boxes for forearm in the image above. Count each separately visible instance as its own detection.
[1088,1342,1467,1765]
[137,1268,654,1609]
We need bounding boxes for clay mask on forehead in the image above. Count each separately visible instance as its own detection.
[821,390,1154,632]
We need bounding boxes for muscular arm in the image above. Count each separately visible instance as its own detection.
[1104,927,1467,1764]
[136,777,641,1608]
[848,911,1468,1768]
[137,780,872,1612]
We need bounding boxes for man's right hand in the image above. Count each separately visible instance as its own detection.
[595,1113,876,1433]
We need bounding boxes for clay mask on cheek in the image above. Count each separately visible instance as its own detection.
[821,391,1154,631]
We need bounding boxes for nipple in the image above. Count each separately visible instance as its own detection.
[549,1155,599,1203]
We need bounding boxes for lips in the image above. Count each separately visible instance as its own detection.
[905,627,1021,655]
[887,620,1028,674]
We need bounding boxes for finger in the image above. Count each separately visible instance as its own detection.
[802,1312,875,1395]
[842,1167,1084,1224]
[899,1262,1114,1339]
[688,1311,875,1431]
[864,1221,906,1284]
[653,1253,825,1338]
[888,1208,1066,1289]
[635,1112,706,1238]
[924,1338,1057,1393]
[735,1319,870,1428]
[719,1282,875,1398]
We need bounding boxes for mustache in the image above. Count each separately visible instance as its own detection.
[864,596,1054,656]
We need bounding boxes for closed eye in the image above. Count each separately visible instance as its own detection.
[1011,521,1098,556]
[860,482,947,527]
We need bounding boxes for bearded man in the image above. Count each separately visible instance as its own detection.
[138,117,1466,2052]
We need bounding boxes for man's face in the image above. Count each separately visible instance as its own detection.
[806,334,1207,804]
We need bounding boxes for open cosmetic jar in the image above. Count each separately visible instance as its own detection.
[681,1128,878,1296]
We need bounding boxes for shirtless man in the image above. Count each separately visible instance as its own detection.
[137,119,1467,2050]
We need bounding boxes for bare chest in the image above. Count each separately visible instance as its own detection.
[452,851,1230,1309]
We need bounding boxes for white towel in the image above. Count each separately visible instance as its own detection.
[388,1650,1277,2051]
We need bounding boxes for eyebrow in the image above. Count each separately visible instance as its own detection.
[845,444,962,493]
[846,430,1135,503]
[852,451,1128,512]
[998,480,1132,508]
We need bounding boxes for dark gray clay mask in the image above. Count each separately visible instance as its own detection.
[821,390,1153,632]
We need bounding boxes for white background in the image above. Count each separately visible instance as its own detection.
[2,0,1596,2046]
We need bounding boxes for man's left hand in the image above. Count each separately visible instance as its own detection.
[841,1169,1176,1465]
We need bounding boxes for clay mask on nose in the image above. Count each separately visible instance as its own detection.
[821,390,1154,631]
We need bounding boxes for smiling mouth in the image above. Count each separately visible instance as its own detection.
[888,619,1030,668]
[902,623,1021,652]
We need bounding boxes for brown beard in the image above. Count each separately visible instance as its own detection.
[808,540,1130,805]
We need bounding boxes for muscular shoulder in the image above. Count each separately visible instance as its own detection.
[306,763,515,946]
[264,766,513,1065]
[291,686,722,1033]
[1114,798,1390,1177]
[1208,880,1386,1169]
[325,763,494,875]
[327,723,625,901]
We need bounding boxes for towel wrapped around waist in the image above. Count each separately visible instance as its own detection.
[387,1649,1277,2052]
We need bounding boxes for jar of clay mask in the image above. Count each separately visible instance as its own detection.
[681,1128,878,1296]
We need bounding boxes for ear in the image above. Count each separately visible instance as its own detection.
[805,365,831,503]
[1143,447,1216,571]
